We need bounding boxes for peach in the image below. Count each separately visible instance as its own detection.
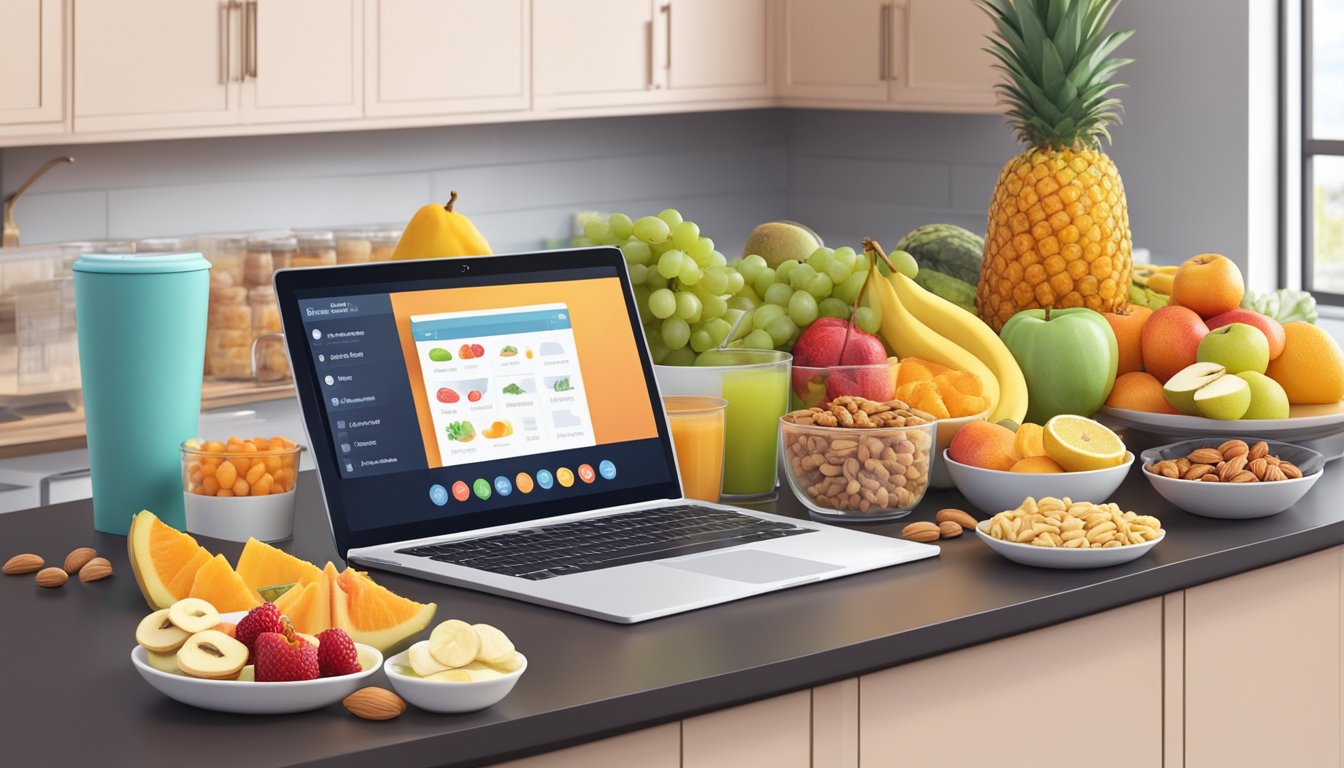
[1106,371,1181,414]
[1142,305,1209,382]
[1104,305,1152,376]
[1206,308,1286,359]
[947,421,1018,471]
[1171,253,1244,318]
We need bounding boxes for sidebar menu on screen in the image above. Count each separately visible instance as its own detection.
[298,295,427,479]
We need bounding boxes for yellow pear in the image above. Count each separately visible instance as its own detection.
[390,191,492,260]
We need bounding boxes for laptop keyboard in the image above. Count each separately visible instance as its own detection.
[394,506,815,580]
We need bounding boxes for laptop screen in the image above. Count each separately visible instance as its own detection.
[274,249,683,554]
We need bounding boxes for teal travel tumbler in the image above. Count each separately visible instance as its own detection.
[74,253,211,534]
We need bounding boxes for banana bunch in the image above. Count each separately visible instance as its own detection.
[861,239,1028,425]
[1129,263,1175,310]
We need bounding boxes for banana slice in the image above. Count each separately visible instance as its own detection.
[471,623,515,665]
[424,669,475,682]
[236,665,256,682]
[145,650,182,675]
[136,609,190,653]
[428,619,479,668]
[168,598,220,634]
[408,640,451,677]
[425,664,505,683]
[486,651,524,673]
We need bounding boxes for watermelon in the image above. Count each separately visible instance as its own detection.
[913,269,976,313]
[893,224,984,285]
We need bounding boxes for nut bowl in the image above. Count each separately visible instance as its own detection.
[1139,438,1324,519]
[779,402,936,522]
[974,520,1165,569]
[942,451,1134,515]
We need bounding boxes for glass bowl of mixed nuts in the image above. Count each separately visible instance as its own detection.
[1139,438,1325,519]
[779,396,935,522]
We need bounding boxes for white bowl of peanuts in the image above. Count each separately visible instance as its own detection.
[779,396,936,522]
[974,496,1165,569]
[181,436,301,542]
[1139,438,1323,519]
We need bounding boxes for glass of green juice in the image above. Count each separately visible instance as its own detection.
[654,349,792,499]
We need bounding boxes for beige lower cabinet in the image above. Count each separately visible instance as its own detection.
[860,598,1164,767]
[682,689,811,768]
[1183,547,1342,768]
[492,721,681,768]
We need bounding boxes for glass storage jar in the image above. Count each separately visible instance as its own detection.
[245,233,294,285]
[248,285,289,382]
[292,230,337,268]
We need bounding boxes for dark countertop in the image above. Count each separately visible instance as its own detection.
[5,431,1343,768]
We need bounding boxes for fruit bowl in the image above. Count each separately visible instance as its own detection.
[131,611,381,715]
[1139,438,1324,519]
[974,520,1164,569]
[384,643,527,713]
[1099,402,1344,442]
[942,450,1134,514]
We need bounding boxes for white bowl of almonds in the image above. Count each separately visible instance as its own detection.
[383,619,526,713]
[1139,438,1324,519]
[974,496,1165,569]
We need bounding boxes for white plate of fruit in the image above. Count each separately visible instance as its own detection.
[132,599,381,714]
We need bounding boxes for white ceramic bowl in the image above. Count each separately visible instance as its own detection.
[943,450,1134,514]
[131,610,381,714]
[384,641,527,713]
[975,520,1165,569]
[1139,438,1325,519]
[184,490,297,542]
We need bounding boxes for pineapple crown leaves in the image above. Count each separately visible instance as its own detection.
[977,0,1134,149]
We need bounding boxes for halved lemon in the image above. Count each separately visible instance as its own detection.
[1042,415,1127,472]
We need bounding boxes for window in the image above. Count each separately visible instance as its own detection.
[1305,0,1344,299]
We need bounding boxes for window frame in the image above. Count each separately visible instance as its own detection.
[1301,0,1344,304]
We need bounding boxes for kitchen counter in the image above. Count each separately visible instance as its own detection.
[4,432,1343,768]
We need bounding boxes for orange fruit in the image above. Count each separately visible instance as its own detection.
[328,563,437,654]
[1171,253,1244,318]
[1103,305,1152,376]
[1265,322,1344,404]
[188,554,261,613]
[128,510,211,609]
[1009,456,1065,473]
[273,578,332,635]
[895,358,952,389]
[1106,371,1181,414]
[235,537,324,598]
[1043,415,1127,472]
[896,380,950,419]
[164,547,213,602]
[1012,423,1046,460]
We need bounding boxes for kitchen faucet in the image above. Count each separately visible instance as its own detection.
[2,155,75,248]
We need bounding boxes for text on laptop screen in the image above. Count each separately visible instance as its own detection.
[292,266,678,537]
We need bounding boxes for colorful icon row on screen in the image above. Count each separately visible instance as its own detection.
[429,460,617,505]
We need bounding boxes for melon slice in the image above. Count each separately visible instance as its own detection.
[128,510,208,609]
[328,563,436,653]
[272,577,331,635]
[189,554,261,613]
[235,537,323,598]
[164,547,213,603]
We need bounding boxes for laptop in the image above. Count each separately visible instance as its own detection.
[274,247,938,623]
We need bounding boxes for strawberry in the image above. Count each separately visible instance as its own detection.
[235,602,285,652]
[253,628,320,682]
[315,628,362,677]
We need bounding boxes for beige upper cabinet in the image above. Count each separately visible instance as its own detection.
[0,0,65,137]
[74,0,238,133]
[777,0,997,112]
[243,0,362,123]
[534,0,769,111]
[365,0,529,118]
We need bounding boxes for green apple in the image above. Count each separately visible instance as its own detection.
[1162,362,1226,415]
[1000,307,1119,424]
[1193,374,1252,420]
[1236,371,1290,420]
[1197,322,1269,375]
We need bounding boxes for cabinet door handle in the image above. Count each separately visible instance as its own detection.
[879,4,890,81]
[245,0,258,79]
[662,2,672,73]
[889,0,907,83]
[219,1,230,84]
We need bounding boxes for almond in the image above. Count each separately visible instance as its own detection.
[1157,460,1180,479]
[1280,462,1304,480]
[1263,465,1288,482]
[1229,470,1257,483]
[3,554,43,575]
[1182,464,1215,481]
[1248,441,1269,461]
[78,557,113,583]
[1175,458,1192,474]
[1218,454,1248,482]
[36,567,68,588]
[63,547,96,575]
[938,520,963,539]
[900,521,941,543]
[1248,457,1270,480]
[1188,448,1224,465]
[343,687,406,721]
[935,508,978,531]
[1218,440,1250,460]
[1199,473,1220,482]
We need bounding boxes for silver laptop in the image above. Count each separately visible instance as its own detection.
[275,247,937,623]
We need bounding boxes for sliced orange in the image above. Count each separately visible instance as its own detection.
[1042,415,1127,472]
[329,564,436,653]
[128,510,208,609]
[896,380,950,419]
[1009,456,1065,473]
[1012,423,1047,460]
[273,577,331,635]
[895,358,952,389]
[163,547,213,603]
[189,554,261,613]
[235,537,323,598]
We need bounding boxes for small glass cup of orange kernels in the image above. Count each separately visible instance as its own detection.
[182,436,300,497]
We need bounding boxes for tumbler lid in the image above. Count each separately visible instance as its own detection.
[73,252,212,274]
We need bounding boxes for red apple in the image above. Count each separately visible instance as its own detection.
[1141,305,1209,382]
[1205,308,1286,359]
[791,318,890,403]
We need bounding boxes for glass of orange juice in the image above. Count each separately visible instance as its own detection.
[663,396,728,502]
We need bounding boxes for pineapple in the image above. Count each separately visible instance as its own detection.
[976,0,1135,332]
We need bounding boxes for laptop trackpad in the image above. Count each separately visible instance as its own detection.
[660,550,840,584]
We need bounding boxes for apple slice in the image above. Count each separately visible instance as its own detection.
[176,629,249,680]
[1162,362,1226,415]
[1194,373,1252,420]
[136,609,190,653]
